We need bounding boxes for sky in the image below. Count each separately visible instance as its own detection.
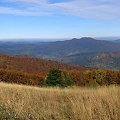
[0,0,120,39]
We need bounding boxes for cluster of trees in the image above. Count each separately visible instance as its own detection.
[70,69,120,87]
[0,69,43,86]
[0,68,120,87]
[0,54,120,87]
[0,68,74,87]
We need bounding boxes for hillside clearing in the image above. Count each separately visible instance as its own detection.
[0,82,119,120]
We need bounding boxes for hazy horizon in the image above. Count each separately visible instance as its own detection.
[0,36,120,42]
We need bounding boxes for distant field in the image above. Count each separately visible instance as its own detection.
[0,83,119,120]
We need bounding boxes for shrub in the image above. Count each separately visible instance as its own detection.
[45,69,74,87]
[60,71,74,87]
[89,69,108,85]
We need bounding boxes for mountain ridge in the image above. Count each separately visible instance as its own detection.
[0,37,120,69]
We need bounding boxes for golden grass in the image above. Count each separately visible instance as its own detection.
[0,82,119,120]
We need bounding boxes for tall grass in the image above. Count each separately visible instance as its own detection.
[0,82,119,120]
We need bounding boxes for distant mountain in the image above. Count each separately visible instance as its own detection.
[113,39,120,43]
[61,52,120,70]
[0,37,120,69]
[1,37,120,55]
[96,37,120,41]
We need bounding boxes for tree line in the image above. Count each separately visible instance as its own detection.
[0,68,120,87]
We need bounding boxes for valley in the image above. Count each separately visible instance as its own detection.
[0,37,120,70]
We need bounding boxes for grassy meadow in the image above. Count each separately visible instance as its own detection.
[0,82,119,120]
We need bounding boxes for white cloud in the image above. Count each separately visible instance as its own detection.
[51,0,120,19]
[5,0,46,4]
[0,6,52,16]
[0,0,120,19]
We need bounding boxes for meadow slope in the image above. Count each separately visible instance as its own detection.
[0,82,119,120]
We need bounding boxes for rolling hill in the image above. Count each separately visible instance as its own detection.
[0,53,120,86]
[1,37,120,56]
[113,39,120,43]
[0,37,120,69]
[0,54,85,75]
[0,53,90,86]
[62,52,120,70]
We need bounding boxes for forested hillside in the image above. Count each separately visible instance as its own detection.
[0,54,119,87]
[62,52,120,70]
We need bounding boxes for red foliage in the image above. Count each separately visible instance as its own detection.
[0,54,119,86]
[0,69,43,86]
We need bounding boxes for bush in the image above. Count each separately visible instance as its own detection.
[60,71,74,87]
[90,69,108,85]
[45,69,74,87]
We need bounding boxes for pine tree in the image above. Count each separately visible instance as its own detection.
[46,69,62,86]
[45,69,74,87]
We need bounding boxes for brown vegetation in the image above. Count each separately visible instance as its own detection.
[0,54,85,74]
[0,54,120,86]
[0,82,119,120]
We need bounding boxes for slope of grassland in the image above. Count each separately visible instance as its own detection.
[0,82,119,120]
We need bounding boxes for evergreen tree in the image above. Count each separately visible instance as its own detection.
[45,69,74,87]
[46,69,62,86]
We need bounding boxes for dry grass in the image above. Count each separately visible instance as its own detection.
[0,82,119,120]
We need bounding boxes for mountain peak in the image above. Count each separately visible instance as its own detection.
[80,37,96,40]
[72,37,96,41]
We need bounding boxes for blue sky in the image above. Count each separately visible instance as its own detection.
[0,0,120,39]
